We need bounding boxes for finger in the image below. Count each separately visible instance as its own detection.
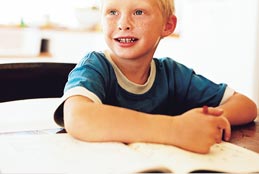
[215,128,223,143]
[217,117,231,141]
[224,125,231,141]
[215,137,222,144]
[202,105,209,114]
[202,107,224,116]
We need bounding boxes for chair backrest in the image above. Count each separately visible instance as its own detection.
[0,62,76,102]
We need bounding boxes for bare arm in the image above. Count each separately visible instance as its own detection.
[64,95,232,154]
[64,96,173,144]
[216,92,257,125]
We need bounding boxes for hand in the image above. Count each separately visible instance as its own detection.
[202,106,231,142]
[171,107,231,154]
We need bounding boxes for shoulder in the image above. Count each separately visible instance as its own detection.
[79,51,110,67]
[154,57,191,69]
[153,57,194,76]
[73,51,114,74]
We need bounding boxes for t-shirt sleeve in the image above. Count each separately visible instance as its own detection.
[53,86,102,127]
[163,58,234,113]
[54,52,111,127]
[220,86,235,105]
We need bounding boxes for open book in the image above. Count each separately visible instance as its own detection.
[0,133,258,173]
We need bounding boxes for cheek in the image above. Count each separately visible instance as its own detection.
[102,22,113,44]
[135,18,159,32]
[102,20,116,35]
[102,20,116,30]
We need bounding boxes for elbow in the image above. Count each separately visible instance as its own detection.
[224,93,258,125]
[62,96,109,142]
[251,103,258,121]
[247,97,258,121]
[243,97,258,124]
[64,117,84,141]
[64,112,100,142]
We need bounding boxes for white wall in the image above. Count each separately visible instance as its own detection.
[255,2,259,106]
[156,0,259,106]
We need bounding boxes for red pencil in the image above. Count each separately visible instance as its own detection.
[202,105,208,114]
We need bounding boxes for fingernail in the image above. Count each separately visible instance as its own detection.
[218,108,224,112]
[225,136,229,141]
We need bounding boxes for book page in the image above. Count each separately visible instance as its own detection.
[129,142,259,173]
[0,134,169,173]
[1,133,258,173]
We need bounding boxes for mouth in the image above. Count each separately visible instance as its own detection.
[115,37,139,43]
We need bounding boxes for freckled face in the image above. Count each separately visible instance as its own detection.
[101,0,166,61]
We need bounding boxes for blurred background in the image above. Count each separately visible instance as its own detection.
[0,0,258,105]
[0,0,99,29]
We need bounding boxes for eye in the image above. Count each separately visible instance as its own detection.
[134,10,144,15]
[109,10,119,15]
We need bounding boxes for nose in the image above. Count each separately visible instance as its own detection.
[119,26,130,30]
[118,15,132,31]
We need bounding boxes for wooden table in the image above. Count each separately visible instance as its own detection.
[230,115,259,153]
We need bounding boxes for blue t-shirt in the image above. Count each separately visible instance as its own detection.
[54,51,228,126]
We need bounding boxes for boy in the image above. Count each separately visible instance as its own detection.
[54,0,257,154]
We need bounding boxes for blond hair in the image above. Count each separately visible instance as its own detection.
[156,0,175,19]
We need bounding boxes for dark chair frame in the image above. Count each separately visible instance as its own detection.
[0,62,76,102]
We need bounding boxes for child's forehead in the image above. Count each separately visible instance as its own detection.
[100,0,160,8]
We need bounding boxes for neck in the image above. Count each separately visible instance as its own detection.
[108,53,152,85]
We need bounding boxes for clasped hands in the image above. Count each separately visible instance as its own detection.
[174,107,231,154]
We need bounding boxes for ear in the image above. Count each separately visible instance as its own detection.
[162,15,177,37]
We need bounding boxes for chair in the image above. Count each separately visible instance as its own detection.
[0,62,76,102]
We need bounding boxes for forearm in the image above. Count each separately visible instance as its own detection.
[64,96,173,144]
[217,92,257,125]
[63,96,232,154]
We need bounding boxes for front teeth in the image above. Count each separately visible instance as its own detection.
[118,38,136,43]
